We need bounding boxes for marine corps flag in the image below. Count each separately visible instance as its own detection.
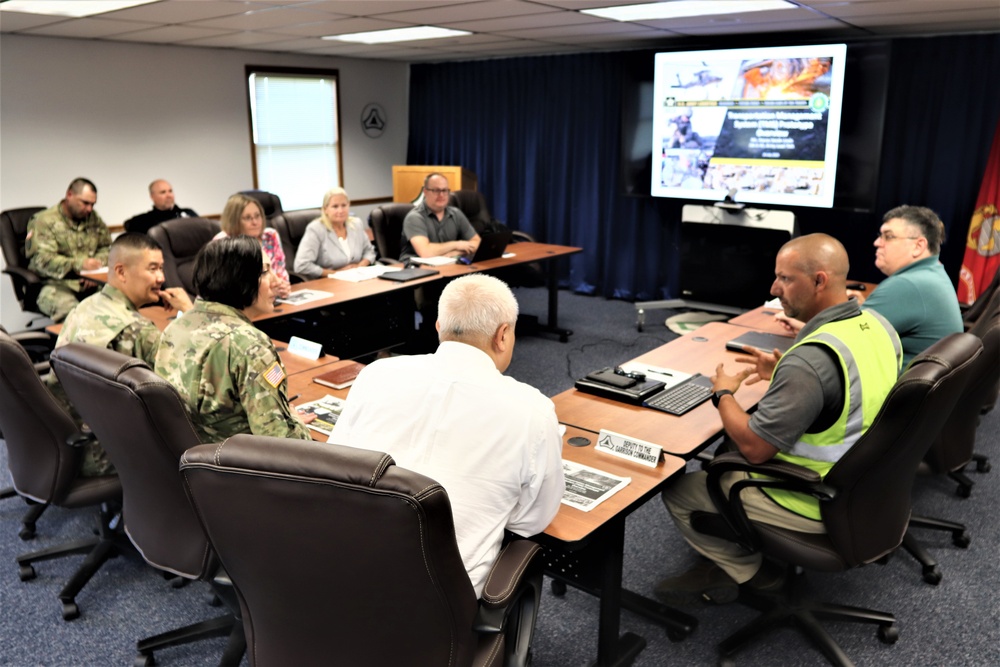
[958,119,1000,304]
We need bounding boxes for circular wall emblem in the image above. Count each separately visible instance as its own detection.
[361,103,386,138]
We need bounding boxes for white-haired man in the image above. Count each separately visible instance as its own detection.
[329,274,564,595]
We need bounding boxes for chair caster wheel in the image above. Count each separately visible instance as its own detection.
[956,484,972,498]
[666,628,689,642]
[922,566,942,585]
[170,576,190,589]
[19,564,36,581]
[953,533,971,548]
[134,652,155,667]
[550,580,567,596]
[19,525,36,540]
[62,601,80,621]
[977,460,991,473]
[878,623,899,644]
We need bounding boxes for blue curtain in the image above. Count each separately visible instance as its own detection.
[408,35,1000,297]
[873,34,1000,284]
[408,53,677,300]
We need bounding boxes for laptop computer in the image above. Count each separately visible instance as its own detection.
[725,330,795,355]
[377,267,440,283]
[467,230,512,263]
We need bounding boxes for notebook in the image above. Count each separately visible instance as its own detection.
[377,267,440,283]
[726,330,795,355]
[312,360,366,390]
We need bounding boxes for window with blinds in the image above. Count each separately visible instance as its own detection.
[247,67,342,211]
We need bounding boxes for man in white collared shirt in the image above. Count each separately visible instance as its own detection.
[329,274,564,596]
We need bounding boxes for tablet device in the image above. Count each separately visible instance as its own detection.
[377,267,440,282]
[726,330,795,354]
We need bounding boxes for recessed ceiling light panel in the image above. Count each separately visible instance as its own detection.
[324,26,472,45]
[582,1,795,22]
[0,0,159,18]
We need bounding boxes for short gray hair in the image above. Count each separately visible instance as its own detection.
[438,274,518,345]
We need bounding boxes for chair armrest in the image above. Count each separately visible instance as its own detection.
[474,539,543,633]
[3,266,42,287]
[10,330,52,344]
[703,451,835,551]
[510,230,535,244]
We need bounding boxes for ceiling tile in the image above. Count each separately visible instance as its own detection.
[23,17,160,38]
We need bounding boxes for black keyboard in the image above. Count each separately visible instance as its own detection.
[643,373,714,416]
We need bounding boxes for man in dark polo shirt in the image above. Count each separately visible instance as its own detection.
[123,179,197,234]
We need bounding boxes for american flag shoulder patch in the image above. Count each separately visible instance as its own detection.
[262,361,285,388]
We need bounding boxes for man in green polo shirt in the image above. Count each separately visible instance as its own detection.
[656,234,901,606]
[776,206,963,369]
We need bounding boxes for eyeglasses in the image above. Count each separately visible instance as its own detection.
[241,212,263,223]
[876,231,920,243]
[424,187,451,196]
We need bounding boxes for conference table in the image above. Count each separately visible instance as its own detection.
[236,241,579,358]
[56,241,581,359]
[530,320,772,666]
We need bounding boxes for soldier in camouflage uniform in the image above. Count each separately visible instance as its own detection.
[26,178,112,322]
[49,233,194,476]
[154,236,312,443]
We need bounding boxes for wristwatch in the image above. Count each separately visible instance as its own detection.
[711,389,734,408]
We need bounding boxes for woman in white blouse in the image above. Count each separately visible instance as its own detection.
[294,187,377,279]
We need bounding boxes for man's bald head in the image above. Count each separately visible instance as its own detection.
[771,234,850,323]
[780,234,850,284]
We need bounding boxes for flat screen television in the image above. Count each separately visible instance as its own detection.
[650,43,847,209]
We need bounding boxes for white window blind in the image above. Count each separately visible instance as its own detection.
[249,72,341,211]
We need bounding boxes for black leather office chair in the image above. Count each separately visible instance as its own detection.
[449,190,494,235]
[689,332,983,666]
[181,433,544,667]
[898,294,999,585]
[148,217,220,296]
[271,208,320,282]
[50,344,245,666]
[962,267,1000,331]
[369,203,414,263]
[924,286,998,496]
[0,330,126,621]
[0,206,46,319]
[239,189,283,220]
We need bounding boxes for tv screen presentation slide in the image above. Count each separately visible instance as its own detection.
[651,43,847,209]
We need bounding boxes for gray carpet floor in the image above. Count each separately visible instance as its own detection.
[2,286,998,666]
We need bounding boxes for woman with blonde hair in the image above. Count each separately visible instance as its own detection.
[293,187,376,279]
[215,193,292,298]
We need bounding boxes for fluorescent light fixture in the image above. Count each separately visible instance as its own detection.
[324,26,471,45]
[582,1,795,22]
[0,0,159,18]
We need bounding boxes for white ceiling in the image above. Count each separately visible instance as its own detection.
[1,0,998,62]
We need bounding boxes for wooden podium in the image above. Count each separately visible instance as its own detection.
[392,165,477,202]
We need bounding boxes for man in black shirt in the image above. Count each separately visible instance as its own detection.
[123,179,197,234]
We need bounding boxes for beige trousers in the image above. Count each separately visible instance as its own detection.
[662,469,826,583]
